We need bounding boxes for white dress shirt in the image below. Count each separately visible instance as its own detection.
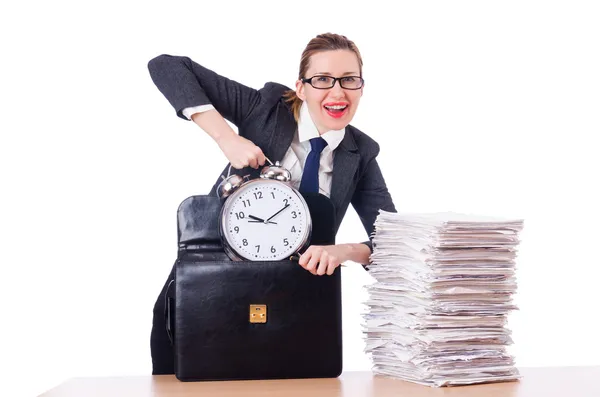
[182,101,345,198]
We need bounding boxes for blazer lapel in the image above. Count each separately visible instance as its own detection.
[330,127,360,219]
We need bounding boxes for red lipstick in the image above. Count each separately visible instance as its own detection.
[323,102,349,119]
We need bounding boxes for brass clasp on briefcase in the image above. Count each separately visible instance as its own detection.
[249,304,267,323]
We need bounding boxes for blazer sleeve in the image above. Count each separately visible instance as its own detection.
[351,157,397,266]
[147,54,262,131]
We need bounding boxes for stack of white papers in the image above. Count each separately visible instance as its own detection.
[362,210,524,387]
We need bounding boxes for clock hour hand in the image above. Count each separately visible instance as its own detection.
[265,204,290,222]
[248,214,265,222]
[248,214,277,225]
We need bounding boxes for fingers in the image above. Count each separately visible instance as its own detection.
[298,246,339,276]
[299,246,319,275]
[317,251,338,276]
[306,250,320,275]
[316,250,329,275]
[229,140,266,169]
[255,146,266,168]
[231,159,246,169]
[328,255,339,275]
[327,256,339,275]
[247,155,258,169]
[247,146,265,169]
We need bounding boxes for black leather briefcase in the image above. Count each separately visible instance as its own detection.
[168,192,342,381]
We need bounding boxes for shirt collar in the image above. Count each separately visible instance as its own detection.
[298,101,345,151]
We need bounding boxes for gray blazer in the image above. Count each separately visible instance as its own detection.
[147,54,397,253]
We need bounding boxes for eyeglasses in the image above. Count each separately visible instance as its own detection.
[301,75,364,90]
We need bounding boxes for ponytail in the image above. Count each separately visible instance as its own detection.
[282,89,303,123]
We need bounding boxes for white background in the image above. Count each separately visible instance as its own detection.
[1,1,599,396]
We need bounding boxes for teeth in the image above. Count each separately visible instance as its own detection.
[325,105,347,110]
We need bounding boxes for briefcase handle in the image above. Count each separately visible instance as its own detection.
[165,279,175,345]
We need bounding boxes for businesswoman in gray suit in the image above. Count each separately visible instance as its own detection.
[148,32,396,374]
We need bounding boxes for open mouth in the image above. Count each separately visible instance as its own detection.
[323,104,348,118]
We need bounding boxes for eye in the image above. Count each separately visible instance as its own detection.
[316,76,331,82]
[343,76,356,82]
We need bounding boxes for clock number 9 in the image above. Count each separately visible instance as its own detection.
[234,226,239,233]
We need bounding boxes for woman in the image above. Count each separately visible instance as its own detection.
[148,32,397,375]
[148,32,396,277]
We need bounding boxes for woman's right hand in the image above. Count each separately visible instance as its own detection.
[217,133,266,169]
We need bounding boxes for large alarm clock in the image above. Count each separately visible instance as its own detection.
[216,161,312,261]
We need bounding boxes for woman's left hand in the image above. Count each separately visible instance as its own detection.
[298,245,348,276]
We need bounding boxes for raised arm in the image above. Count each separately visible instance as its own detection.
[147,54,262,128]
[147,54,266,169]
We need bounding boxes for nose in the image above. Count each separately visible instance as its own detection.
[329,79,345,96]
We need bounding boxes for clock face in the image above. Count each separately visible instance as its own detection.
[221,179,311,261]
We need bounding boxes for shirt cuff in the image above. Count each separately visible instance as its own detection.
[360,240,373,271]
[182,104,215,120]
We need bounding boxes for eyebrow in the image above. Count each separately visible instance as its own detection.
[314,71,360,76]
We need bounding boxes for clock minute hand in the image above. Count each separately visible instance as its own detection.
[266,204,290,223]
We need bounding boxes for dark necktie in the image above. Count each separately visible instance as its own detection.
[299,137,328,193]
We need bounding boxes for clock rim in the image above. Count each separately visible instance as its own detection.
[218,178,312,261]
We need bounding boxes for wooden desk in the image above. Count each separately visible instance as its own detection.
[39,367,600,397]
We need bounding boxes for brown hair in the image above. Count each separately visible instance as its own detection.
[282,33,364,122]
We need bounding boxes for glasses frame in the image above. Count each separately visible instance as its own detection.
[301,75,364,90]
